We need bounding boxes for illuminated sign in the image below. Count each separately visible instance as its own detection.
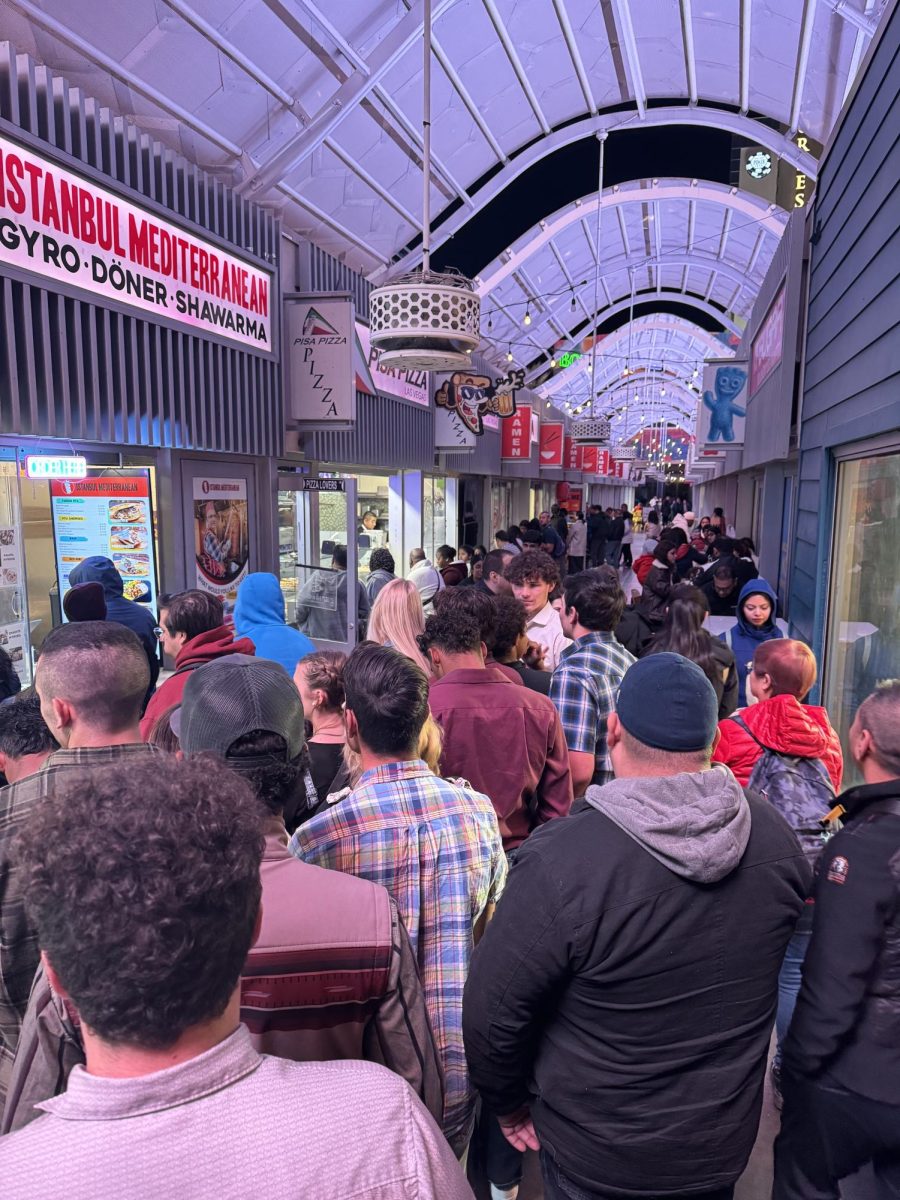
[558,352,581,368]
[25,454,87,480]
[745,152,772,180]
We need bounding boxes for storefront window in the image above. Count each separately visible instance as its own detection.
[822,449,900,785]
[355,474,392,579]
[423,476,455,563]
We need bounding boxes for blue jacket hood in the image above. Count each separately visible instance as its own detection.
[68,555,124,599]
[234,572,286,631]
[736,577,778,637]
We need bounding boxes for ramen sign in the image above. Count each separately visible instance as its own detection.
[0,134,272,351]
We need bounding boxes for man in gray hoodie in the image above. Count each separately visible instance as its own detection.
[464,653,810,1200]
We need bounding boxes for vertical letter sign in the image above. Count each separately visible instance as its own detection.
[501,405,532,459]
[539,422,564,468]
[285,295,355,429]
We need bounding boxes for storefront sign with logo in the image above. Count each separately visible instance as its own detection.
[698,358,750,446]
[564,436,583,471]
[539,422,564,468]
[435,404,476,450]
[285,296,355,427]
[354,322,428,407]
[433,368,523,435]
[501,405,532,459]
[51,473,159,614]
[25,454,87,480]
[0,134,271,351]
[193,477,250,598]
[750,287,786,395]
[580,446,599,474]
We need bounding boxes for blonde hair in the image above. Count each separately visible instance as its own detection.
[340,713,443,789]
[367,578,432,676]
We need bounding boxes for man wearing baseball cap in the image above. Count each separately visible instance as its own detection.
[465,653,811,1200]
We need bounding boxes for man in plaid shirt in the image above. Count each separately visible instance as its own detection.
[291,643,506,1157]
[0,622,161,1108]
[550,567,635,796]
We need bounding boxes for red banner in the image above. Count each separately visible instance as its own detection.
[501,404,532,459]
[580,446,599,474]
[597,449,612,475]
[539,421,564,468]
[563,436,583,471]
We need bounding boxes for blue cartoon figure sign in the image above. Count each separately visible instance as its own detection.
[700,360,749,445]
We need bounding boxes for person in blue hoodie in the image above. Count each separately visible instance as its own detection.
[722,578,784,706]
[233,572,315,676]
[67,556,159,705]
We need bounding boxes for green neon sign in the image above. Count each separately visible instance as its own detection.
[558,351,581,368]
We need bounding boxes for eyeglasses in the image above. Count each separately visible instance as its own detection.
[153,626,165,641]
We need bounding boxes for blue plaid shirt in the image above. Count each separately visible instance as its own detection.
[550,631,635,784]
[290,759,506,1152]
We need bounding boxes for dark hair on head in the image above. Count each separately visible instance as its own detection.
[459,545,475,558]
[0,647,21,703]
[0,690,58,759]
[332,544,348,570]
[146,705,181,753]
[713,536,735,556]
[362,510,377,521]
[436,544,456,562]
[474,545,488,559]
[713,564,736,582]
[298,650,346,711]
[494,529,508,542]
[483,549,511,581]
[14,757,264,1049]
[491,595,528,659]
[343,643,429,757]
[857,680,900,776]
[368,547,395,576]
[734,538,754,559]
[37,621,150,734]
[645,585,722,691]
[666,527,688,546]
[713,507,725,517]
[222,728,310,818]
[752,639,817,701]
[522,530,542,546]
[653,540,676,565]
[504,549,560,588]
[434,585,497,646]
[562,568,625,632]
[163,590,224,642]
[419,607,482,657]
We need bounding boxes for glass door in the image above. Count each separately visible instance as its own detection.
[277,476,360,653]
[0,457,32,688]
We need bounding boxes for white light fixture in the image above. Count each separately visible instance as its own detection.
[523,309,532,326]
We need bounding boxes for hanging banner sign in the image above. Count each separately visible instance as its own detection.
[750,287,786,395]
[539,422,564,467]
[698,358,750,447]
[501,404,532,459]
[563,436,583,471]
[354,322,429,407]
[50,473,159,614]
[581,446,600,475]
[433,368,523,435]
[193,477,251,599]
[0,134,271,351]
[435,404,476,451]
[285,296,355,427]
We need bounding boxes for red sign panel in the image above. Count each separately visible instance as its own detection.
[750,285,786,395]
[563,436,583,471]
[539,421,564,468]
[580,446,599,474]
[501,404,532,459]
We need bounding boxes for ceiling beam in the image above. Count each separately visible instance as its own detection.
[610,0,647,117]
[678,0,699,104]
[739,0,752,113]
[552,0,598,114]
[481,0,551,135]
[819,0,878,38]
[789,0,817,134]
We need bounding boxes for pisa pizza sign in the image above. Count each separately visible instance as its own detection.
[0,134,272,352]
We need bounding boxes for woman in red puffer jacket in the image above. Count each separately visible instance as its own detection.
[713,638,843,789]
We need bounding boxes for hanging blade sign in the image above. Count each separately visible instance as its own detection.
[434,369,524,435]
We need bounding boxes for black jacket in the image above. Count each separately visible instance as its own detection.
[586,512,608,551]
[695,554,758,592]
[607,514,625,541]
[464,794,808,1195]
[700,576,739,616]
[783,779,900,1104]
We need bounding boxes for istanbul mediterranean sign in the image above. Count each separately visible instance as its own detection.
[0,134,272,352]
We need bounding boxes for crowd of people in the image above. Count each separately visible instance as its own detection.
[0,504,896,1200]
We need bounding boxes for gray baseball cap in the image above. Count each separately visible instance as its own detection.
[177,654,305,762]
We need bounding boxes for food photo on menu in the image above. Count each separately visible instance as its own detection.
[112,552,150,578]
[108,500,148,524]
[109,525,149,551]
[122,579,152,603]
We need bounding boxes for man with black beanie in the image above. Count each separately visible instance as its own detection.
[464,653,810,1200]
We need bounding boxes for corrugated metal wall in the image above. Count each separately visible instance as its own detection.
[789,7,900,644]
[0,44,280,455]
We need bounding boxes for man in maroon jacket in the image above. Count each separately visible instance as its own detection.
[421,606,573,852]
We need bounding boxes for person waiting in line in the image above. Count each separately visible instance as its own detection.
[0,691,58,786]
[364,546,396,604]
[695,536,757,590]
[293,650,347,812]
[490,595,552,695]
[587,505,609,567]
[710,505,727,533]
[233,571,315,676]
[643,508,661,543]
[61,581,107,623]
[0,757,468,1198]
[774,681,900,1200]
[550,568,635,796]
[476,549,513,597]
[538,511,567,570]
[296,544,370,642]
[641,585,738,718]
[408,547,446,609]
[494,529,521,556]
[635,540,677,629]
[422,604,572,852]
[437,544,468,587]
[722,578,784,706]
[734,536,760,570]
[139,590,254,739]
[619,506,634,570]
[604,506,625,567]
[566,511,587,573]
[460,557,485,588]
[701,564,741,616]
[463,654,810,1200]
[292,643,506,1159]
[145,704,181,753]
[504,550,571,671]
[367,577,433,676]
[0,647,21,706]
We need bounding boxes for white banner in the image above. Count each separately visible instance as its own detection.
[435,404,476,450]
[697,359,749,448]
[355,322,428,406]
[0,134,272,351]
[286,297,355,426]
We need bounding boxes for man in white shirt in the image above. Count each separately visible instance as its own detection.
[504,550,572,671]
[408,548,445,610]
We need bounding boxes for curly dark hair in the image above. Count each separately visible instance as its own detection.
[418,606,482,657]
[223,728,311,819]
[14,757,264,1049]
[368,547,395,576]
[503,549,560,588]
[434,586,497,646]
[490,595,528,659]
[0,690,58,758]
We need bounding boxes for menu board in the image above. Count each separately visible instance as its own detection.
[50,473,159,616]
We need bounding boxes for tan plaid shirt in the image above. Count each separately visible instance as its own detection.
[0,743,163,1107]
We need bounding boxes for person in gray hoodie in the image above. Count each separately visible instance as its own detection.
[464,653,810,1200]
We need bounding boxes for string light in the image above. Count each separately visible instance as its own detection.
[523,308,532,326]
[507,346,513,362]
